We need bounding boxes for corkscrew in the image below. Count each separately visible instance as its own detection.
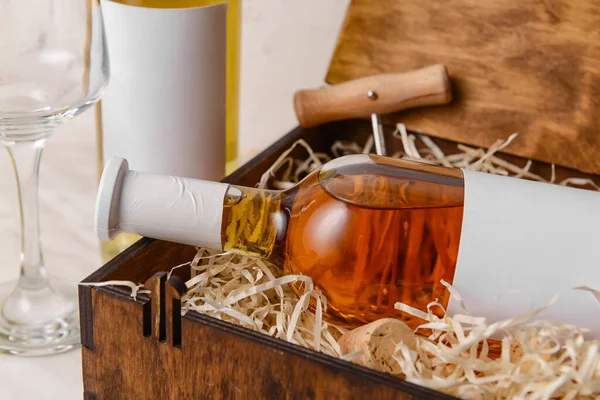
[292,64,452,157]
[292,64,452,129]
[370,113,387,156]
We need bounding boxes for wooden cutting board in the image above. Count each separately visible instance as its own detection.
[326,0,600,175]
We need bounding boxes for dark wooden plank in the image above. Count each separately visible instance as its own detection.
[327,0,600,175]
[145,272,167,342]
[165,276,187,348]
[78,284,95,350]
[82,291,151,400]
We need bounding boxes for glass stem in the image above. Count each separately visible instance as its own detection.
[6,138,48,290]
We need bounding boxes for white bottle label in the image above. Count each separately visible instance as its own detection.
[452,170,600,337]
[99,0,227,181]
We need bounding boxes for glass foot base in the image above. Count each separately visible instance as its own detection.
[0,276,80,357]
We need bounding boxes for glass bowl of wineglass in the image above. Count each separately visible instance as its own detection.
[0,0,109,356]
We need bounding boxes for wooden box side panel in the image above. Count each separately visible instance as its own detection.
[82,291,150,399]
[82,290,454,400]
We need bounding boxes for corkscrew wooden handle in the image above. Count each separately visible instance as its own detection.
[293,64,452,128]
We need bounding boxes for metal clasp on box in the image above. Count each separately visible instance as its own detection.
[143,272,187,348]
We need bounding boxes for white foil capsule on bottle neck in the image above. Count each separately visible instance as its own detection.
[95,157,229,250]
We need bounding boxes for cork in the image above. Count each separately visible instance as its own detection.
[338,318,417,375]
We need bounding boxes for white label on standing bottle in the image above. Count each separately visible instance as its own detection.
[99,0,227,181]
[451,170,600,338]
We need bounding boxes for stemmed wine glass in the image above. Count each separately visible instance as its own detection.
[0,0,109,355]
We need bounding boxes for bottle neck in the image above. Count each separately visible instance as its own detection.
[96,159,289,259]
[221,185,286,262]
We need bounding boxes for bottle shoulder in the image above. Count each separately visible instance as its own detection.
[287,154,465,211]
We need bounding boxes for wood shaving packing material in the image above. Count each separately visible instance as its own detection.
[182,249,346,358]
[393,282,600,399]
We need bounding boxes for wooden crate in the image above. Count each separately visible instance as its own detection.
[80,0,600,398]
[79,120,596,400]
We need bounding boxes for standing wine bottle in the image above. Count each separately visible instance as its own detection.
[96,0,241,262]
[95,154,600,337]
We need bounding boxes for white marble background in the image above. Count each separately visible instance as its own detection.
[0,0,350,398]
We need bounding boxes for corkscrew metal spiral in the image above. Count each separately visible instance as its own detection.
[368,90,387,157]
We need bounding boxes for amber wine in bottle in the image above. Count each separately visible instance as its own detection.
[95,154,600,335]
[96,0,241,262]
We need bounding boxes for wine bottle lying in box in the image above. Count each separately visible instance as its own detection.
[94,153,600,336]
